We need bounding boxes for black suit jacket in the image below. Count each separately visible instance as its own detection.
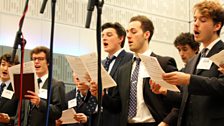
[0,83,18,126]
[176,40,224,126]
[64,89,96,126]
[111,52,178,126]
[98,50,133,126]
[15,78,65,126]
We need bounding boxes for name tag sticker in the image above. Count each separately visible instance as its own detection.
[197,58,213,70]
[68,98,77,108]
[38,89,47,99]
[2,89,14,99]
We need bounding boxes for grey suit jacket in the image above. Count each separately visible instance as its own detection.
[15,78,65,126]
[177,40,224,126]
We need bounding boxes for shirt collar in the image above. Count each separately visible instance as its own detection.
[39,73,48,85]
[134,49,152,58]
[202,37,221,52]
[0,79,11,89]
[108,48,123,58]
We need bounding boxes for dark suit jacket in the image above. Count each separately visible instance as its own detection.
[15,78,65,126]
[176,40,224,126]
[98,50,133,126]
[0,83,18,126]
[64,89,95,126]
[110,52,178,126]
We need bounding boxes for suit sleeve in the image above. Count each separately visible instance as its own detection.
[38,80,65,120]
[189,73,224,96]
[159,57,179,125]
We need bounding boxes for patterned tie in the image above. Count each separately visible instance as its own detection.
[0,83,6,96]
[200,48,208,58]
[76,90,84,107]
[85,95,97,114]
[128,58,141,118]
[104,56,116,71]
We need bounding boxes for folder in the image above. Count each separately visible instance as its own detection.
[13,73,35,99]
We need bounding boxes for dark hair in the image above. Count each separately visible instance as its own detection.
[194,0,224,35]
[101,22,126,48]
[0,53,19,65]
[30,46,50,63]
[129,15,154,42]
[174,32,200,54]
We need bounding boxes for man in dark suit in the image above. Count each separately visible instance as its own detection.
[15,46,65,126]
[56,72,97,126]
[90,22,133,126]
[162,1,224,126]
[92,16,178,126]
[0,53,20,126]
[118,15,177,126]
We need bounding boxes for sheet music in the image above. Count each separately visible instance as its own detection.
[100,64,117,89]
[66,53,116,89]
[79,53,98,82]
[139,55,180,92]
[8,61,38,93]
[60,108,78,124]
[66,55,89,83]
[210,50,224,66]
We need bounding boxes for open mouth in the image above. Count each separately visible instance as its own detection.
[103,43,108,47]
[194,30,200,36]
[2,71,8,76]
[35,66,41,69]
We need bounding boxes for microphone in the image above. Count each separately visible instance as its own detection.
[85,0,96,28]
[10,31,26,63]
[40,0,48,14]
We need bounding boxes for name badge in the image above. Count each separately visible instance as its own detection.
[1,89,14,99]
[38,89,47,99]
[197,58,213,70]
[68,98,77,108]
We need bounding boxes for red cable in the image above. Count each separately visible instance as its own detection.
[17,3,28,126]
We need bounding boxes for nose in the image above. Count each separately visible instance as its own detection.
[179,50,184,56]
[194,19,199,27]
[127,32,131,39]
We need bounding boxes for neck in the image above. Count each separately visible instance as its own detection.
[203,34,219,48]
[108,48,121,57]
[136,42,149,54]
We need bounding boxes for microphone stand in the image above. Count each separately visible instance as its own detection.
[85,0,104,126]
[40,0,56,126]
[11,1,29,126]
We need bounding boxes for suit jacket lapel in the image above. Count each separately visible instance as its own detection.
[42,78,49,89]
[7,83,13,91]
[195,40,224,75]
[110,50,126,77]
[185,54,200,74]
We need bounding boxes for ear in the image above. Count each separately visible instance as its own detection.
[144,31,150,40]
[119,36,124,45]
[214,22,222,32]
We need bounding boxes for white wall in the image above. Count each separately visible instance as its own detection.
[0,0,204,69]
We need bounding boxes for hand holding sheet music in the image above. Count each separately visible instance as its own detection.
[8,61,38,98]
[59,108,78,124]
[139,55,180,92]
[66,52,116,89]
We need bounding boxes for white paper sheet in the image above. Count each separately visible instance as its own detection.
[66,53,116,89]
[139,55,180,92]
[209,50,224,66]
[60,108,78,124]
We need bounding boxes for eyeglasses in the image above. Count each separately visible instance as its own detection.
[32,57,45,61]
